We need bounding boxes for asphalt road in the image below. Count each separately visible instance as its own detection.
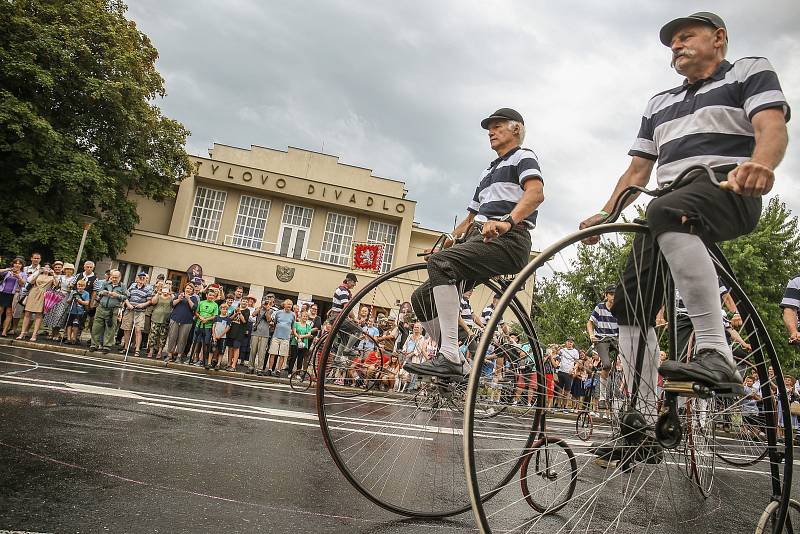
[0,342,795,533]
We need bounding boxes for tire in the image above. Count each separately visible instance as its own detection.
[575,411,592,441]
[316,262,537,518]
[519,436,577,514]
[755,498,800,534]
[463,222,792,534]
[289,370,311,392]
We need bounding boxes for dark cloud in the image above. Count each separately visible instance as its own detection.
[128,0,800,248]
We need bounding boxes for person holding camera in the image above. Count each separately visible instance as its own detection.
[164,282,198,362]
[89,269,127,353]
[16,262,58,341]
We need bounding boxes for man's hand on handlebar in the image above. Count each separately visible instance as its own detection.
[720,161,775,197]
[579,213,606,245]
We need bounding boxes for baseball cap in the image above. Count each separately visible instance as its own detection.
[481,108,524,129]
[345,272,358,282]
[659,12,727,46]
[137,271,147,277]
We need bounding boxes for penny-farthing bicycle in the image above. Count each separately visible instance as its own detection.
[463,165,793,533]
[315,233,550,518]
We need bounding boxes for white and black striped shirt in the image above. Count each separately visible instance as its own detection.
[330,284,351,313]
[468,146,543,228]
[630,57,790,185]
[781,275,800,328]
[460,297,475,327]
[481,304,504,326]
[589,302,618,337]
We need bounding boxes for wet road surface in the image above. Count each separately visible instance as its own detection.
[0,342,795,533]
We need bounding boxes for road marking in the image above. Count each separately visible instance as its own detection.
[0,360,87,374]
[54,359,159,374]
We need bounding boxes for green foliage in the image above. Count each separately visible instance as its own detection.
[0,0,192,263]
[719,197,800,375]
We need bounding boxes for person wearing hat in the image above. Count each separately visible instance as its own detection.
[587,284,619,411]
[120,271,154,355]
[90,269,127,353]
[405,108,545,379]
[579,13,789,458]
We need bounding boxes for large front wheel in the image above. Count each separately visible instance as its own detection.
[316,262,536,518]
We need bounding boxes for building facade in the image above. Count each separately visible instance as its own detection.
[115,144,445,315]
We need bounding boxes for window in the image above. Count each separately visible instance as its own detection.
[116,262,151,287]
[232,195,270,250]
[320,212,357,266]
[367,220,398,273]
[276,204,314,259]
[187,186,227,243]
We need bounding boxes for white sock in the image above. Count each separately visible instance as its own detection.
[433,285,460,364]
[420,319,440,347]
[656,232,734,366]
[618,325,660,425]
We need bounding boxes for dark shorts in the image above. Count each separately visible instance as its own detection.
[557,371,574,393]
[213,338,226,353]
[226,338,243,349]
[194,328,212,345]
[0,292,13,308]
[66,313,86,329]
[412,222,532,322]
[612,168,761,327]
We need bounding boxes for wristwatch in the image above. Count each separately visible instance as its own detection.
[498,214,515,226]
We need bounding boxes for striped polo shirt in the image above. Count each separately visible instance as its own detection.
[460,297,475,327]
[468,146,543,228]
[629,57,791,185]
[330,284,351,313]
[781,275,800,328]
[481,304,505,326]
[127,283,153,311]
[589,302,618,337]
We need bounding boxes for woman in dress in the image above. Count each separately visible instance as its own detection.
[0,257,27,337]
[44,261,76,340]
[17,263,57,341]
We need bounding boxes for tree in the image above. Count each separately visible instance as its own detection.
[0,0,192,263]
[719,197,800,375]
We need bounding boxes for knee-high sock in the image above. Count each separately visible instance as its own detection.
[618,325,660,425]
[432,284,460,363]
[656,232,733,365]
[420,318,440,348]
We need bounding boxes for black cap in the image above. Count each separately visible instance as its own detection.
[481,108,524,129]
[345,272,358,282]
[660,12,727,46]
[604,285,616,295]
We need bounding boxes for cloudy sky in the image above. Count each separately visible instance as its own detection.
[127,1,799,250]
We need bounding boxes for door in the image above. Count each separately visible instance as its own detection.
[276,204,313,260]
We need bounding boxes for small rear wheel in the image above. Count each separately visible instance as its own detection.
[575,411,593,441]
[289,369,312,392]
[519,436,577,514]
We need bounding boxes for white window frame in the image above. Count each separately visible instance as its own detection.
[367,220,398,273]
[275,203,314,260]
[320,212,357,266]
[231,195,271,250]
[187,186,227,244]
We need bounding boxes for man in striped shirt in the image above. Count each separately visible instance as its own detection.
[781,276,800,346]
[580,12,789,401]
[406,108,545,378]
[587,285,618,409]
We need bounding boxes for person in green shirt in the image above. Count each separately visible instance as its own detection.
[192,287,219,366]
[288,309,314,374]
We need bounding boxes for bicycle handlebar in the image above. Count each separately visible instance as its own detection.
[601,164,722,224]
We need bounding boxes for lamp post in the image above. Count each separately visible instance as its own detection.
[74,214,97,269]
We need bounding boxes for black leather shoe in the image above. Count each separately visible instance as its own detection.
[404,353,464,378]
[659,349,742,385]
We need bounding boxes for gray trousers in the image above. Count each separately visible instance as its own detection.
[412,222,531,322]
[164,321,193,355]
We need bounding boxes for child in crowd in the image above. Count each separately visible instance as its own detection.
[210,303,231,369]
[64,278,91,345]
[193,287,218,366]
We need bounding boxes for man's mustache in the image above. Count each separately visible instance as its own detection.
[671,49,695,68]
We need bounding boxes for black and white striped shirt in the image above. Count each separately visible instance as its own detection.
[460,297,475,327]
[481,304,504,326]
[330,284,351,313]
[781,275,800,328]
[468,146,543,228]
[629,57,790,185]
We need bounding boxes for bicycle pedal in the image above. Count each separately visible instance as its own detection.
[664,380,743,398]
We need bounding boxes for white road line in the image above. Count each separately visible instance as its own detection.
[0,360,87,374]
[54,359,160,375]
